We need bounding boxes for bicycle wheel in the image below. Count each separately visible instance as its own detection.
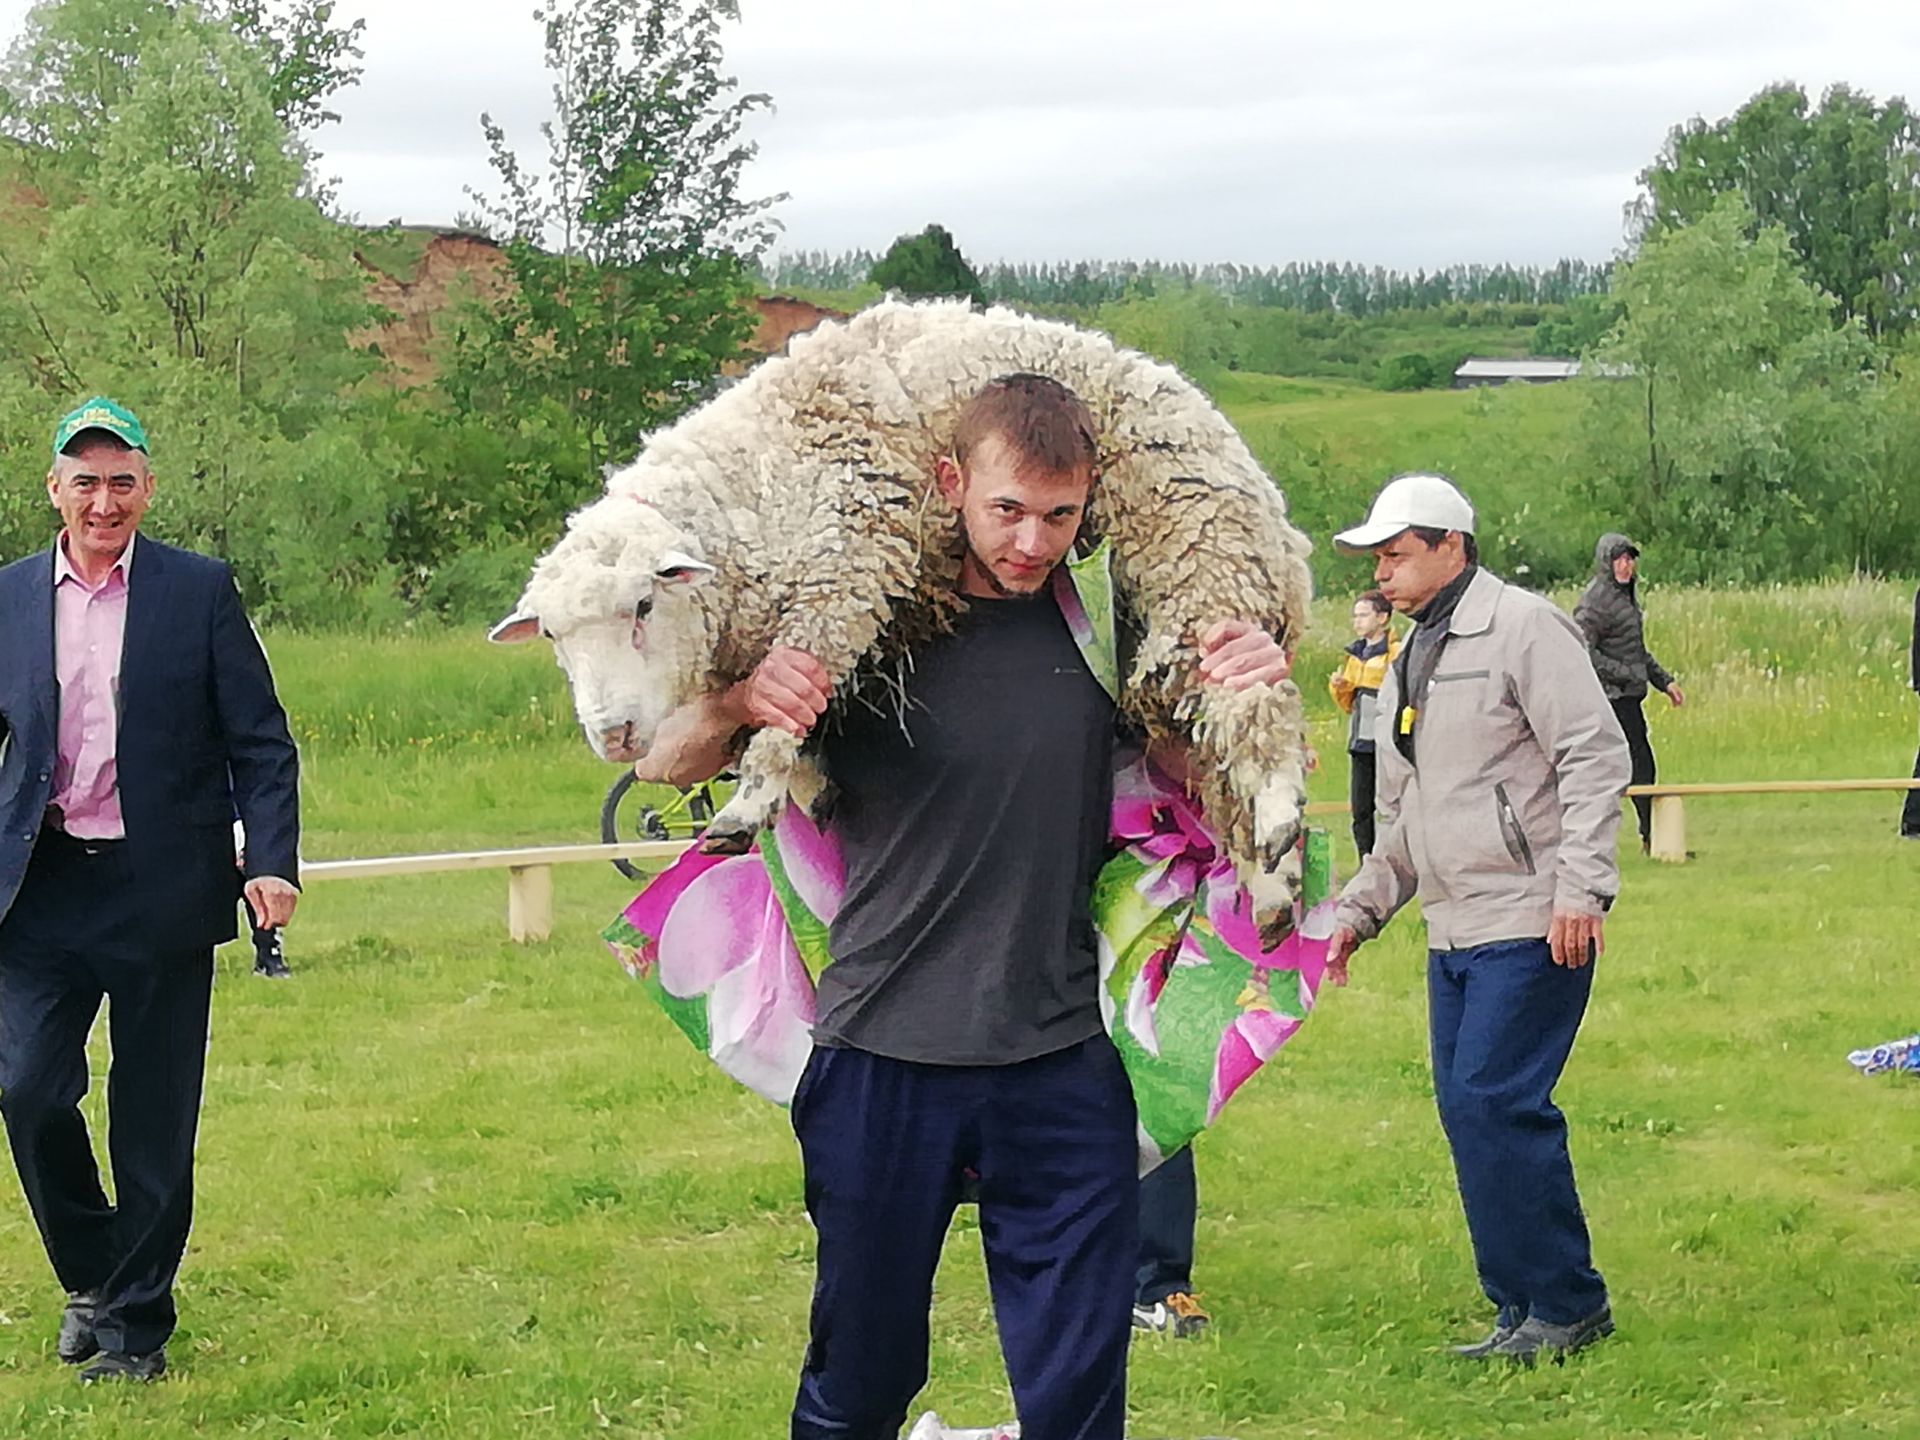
[601,773,718,879]
[600,771,652,880]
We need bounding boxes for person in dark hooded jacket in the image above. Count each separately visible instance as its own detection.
[1573,534,1684,851]
[1903,584,1919,840]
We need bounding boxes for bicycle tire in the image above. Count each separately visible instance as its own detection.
[600,771,645,879]
[601,774,722,879]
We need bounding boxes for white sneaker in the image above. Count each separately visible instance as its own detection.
[1132,1290,1212,1338]
[906,1413,1020,1440]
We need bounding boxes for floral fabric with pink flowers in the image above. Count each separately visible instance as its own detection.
[602,753,1331,1174]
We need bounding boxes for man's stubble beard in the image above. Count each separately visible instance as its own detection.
[962,534,1051,602]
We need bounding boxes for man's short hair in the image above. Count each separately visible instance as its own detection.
[1409,525,1479,566]
[953,373,1097,477]
[1357,589,1392,616]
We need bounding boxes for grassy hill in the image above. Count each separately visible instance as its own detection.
[768,280,1563,390]
[1208,371,1598,591]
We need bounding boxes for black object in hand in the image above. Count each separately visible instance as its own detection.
[251,924,291,979]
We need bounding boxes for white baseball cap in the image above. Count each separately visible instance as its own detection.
[1333,472,1476,552]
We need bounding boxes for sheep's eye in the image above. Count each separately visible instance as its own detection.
[633,597,654,621]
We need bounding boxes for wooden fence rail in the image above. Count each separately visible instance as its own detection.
[298,786,1918,941]
[304,841,688,942]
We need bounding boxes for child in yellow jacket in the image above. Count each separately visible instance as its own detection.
[1328,590,1401,856]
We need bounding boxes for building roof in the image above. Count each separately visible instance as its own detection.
[1453,356,1582,380]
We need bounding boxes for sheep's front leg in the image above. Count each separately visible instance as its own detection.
[700,728,805,853]
[698,491,906,854]
[1193,682,1311,945]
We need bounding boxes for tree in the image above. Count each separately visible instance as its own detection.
[0,0,363,161]
[455,0,782,474]
[1093,285,1234,378]
[0,0,380,613]
[868,224,986,304]
[1375,352,1437,391]
[1529,293,1622,358]
[1583,193,1883,580]
[1631,83,1920,340]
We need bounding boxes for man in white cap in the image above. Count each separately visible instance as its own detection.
[1323,473,1629,1364]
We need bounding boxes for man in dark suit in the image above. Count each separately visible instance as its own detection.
[0,398,300,1383]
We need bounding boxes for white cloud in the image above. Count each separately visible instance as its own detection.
[3,0,1919,267]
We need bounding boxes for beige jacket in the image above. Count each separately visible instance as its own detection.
[1334,568,1630,951]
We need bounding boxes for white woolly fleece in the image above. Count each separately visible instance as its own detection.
[510,298,1317,923]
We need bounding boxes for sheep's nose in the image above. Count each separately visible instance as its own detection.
[601,722,638,759]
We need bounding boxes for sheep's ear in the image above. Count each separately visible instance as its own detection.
[488,612,543,645]
[655,550,716,587]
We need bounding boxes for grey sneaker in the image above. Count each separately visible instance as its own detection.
[1488,1305,1614,1364]
[77,1347,166,1384]
[1450,1321,1519,1359]
[57,1290,100,1365]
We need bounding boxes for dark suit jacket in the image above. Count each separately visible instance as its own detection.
[0,536,300,952]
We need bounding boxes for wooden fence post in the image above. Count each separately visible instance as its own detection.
[1648,795,1687,863]
[507,864,554,942]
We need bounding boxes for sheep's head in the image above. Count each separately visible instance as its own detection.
[490,497,717,764]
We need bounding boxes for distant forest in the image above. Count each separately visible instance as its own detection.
[759,252,1614,314]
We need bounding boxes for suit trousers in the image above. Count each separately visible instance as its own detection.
[1428,938,1607,1328]
[0,832,214,1358]
[790,1036,1138,1440]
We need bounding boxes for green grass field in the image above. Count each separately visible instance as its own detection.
[1,582,1916,1438]
[1207,372,1602,592]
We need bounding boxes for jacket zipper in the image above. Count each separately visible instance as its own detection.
[1494,782,1537,875]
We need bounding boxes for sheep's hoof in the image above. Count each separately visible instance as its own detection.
[1258,908,1297,950]
[1259,824,1303,872]
[697,822,757,856]
[805,780,839,827]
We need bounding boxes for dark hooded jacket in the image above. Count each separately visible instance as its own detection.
[1910,585,1919,694]
[1573,532,1673,702]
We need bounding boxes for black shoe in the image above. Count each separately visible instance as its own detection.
[77,1347,166,1383]
[1488,1305,1614,1364]
[57,1290,100,1365]
[252,927,291,978]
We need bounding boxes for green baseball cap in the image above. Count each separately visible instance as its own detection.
[53,397,149,458]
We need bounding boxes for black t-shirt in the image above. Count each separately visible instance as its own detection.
[814,595,1116,1065]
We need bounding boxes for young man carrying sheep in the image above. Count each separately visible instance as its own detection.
[633,374,1291,1440]
[1323,473,1629,1365]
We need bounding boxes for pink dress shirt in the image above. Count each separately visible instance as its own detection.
[50,532,134,840]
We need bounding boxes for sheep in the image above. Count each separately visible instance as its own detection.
[491,298,1316,934]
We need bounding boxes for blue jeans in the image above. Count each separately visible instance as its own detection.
[1428,938,1607,1327]
[1135,1145,1195,1306]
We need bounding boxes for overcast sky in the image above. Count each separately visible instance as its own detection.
[5,0,1920,270]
